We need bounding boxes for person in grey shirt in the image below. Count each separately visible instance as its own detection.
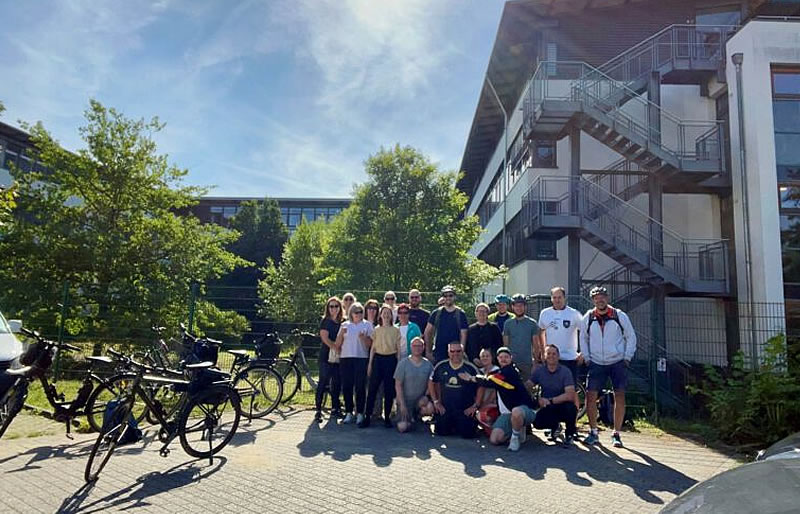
[394,337,434,433]
[502,294,542,381]
[529,344,578,447]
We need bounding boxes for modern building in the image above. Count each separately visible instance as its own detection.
[0,121,41,187]
[459,0,800,392]
[190,197,351,234]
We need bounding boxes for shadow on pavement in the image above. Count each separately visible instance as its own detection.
[296,419,696,503]
[59,456,228,514]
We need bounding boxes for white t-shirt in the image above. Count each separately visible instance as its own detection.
[538,306,582,360]
[339,320,375,359]
[398,324,409,359]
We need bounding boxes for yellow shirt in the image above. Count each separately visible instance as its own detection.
[372,325,402,356]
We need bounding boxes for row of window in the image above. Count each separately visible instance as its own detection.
[0,138,46,174]
[478,213,557,267]
[207,204,345,233]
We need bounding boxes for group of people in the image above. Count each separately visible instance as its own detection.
[315,284,636,450]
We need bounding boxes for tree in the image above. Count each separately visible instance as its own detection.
[259,218,330,325]
[259,145,501,323]
[0,100,249,343]
[320,145,499,294]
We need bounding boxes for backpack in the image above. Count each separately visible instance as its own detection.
[428,306,466,333]
[102,399,142,445]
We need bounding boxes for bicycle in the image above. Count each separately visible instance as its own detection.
[269,330,325,405]
[84,348,241,482]
[223,334,284,419]
[0,327,116,440]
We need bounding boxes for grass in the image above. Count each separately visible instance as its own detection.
[24,378,92,433]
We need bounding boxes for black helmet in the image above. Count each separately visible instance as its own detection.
[511,293,527,305]
[589,286,609,298]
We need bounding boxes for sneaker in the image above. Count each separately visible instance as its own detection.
[330,409,343,419]
[548,424,562,442]
[314,411,323,423]
[562,434,575,448]
[508,434,521,452]
[583,431,599,445]
[357,416,370,429]
[611,432,623,448]
[356,413,365,426]
[342,413,355,424]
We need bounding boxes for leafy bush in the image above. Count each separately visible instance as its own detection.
[689,334,800,447]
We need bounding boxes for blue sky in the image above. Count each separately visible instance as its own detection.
[0,0,504,198]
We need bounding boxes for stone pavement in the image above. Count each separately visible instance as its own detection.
[0,408,738,513]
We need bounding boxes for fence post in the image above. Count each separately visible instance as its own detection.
[54,280,69,381]
[187,282,199,333]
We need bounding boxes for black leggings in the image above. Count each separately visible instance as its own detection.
[316,360,341,412]
[533,402,578,437]
[365,354,397,420]
[340,358,368,415]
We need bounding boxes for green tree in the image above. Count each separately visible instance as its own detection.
[0,100,249,343]
[320,145,499,294]
[221,198,287,287]
[259,219,330,324]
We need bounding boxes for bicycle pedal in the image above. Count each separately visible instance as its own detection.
[159,448,170,458]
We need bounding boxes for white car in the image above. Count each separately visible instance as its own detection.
[0,311,22,363]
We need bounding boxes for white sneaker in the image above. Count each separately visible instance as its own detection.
[356,413,365,426]
[508,434,521,452]
[342,413,355,424]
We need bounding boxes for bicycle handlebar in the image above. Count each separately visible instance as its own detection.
[19,327,79,352]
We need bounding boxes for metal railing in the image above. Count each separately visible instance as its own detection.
[522,175,729,289]
[522,61,725,168]
[588,157,648,199]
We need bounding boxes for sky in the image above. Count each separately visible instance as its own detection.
[0,0,504,198]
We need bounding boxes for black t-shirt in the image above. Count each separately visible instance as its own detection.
[408,307,430,334]
[319,317,341,363]
[431,360,478,412]
[465,322,503,363]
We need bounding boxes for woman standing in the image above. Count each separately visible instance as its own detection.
[361,304,402,428]
[396,303,421,360]
[364,299,380,326]
[316,296,343,423]
[341,293,356,320]
[335,302,374,425]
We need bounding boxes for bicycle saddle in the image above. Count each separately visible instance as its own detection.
[225,350,249,357]
[184,361,215,370]
[5,366,33,377]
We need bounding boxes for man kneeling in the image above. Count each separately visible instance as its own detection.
[459,347,535,451]
[394,337,434,432]
[530,344,578,447]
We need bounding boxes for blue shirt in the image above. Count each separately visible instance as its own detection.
[429,307,469,362]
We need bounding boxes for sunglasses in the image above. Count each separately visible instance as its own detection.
[352,309,364,314]
[448,349,463,353]
[443,293,455,298]
[328,304,340,308]
[366,306,378,311]
[385,297,395,301]
[410,296,421,299]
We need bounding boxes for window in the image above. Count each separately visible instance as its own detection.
[478,213,557,266]
[533,140,557,168]
[222,206,238,219]
[477,163,504,227]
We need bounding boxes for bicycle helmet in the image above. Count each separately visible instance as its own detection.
[589,286,609,298]
[494,294,511,305]
[511,293,527,305]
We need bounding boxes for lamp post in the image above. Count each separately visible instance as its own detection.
[486,77,508,294]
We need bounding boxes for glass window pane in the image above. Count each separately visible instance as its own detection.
[776,133,800,167]
[773,100,800,133]
[280,207,288,215]
[780,187,800,209]
[774,72,800,96]
[289,213,300,227]
[210,206,223,213]
[289,207,301,215]
[223,206,237,218]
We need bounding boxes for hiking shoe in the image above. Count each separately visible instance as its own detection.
[611,432,623,448]
[548,424,562,442]
[508,434,521,452]
[314,411,323,423]
[342,413,355,424]
[356,413,365,426]
[583,431,599,445]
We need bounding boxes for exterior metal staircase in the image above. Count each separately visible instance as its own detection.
[522,175,729,296]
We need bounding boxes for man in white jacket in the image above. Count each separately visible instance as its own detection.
[581,286,636,448]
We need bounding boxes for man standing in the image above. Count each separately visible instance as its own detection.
[581,286,636,448]
[531,345,578,447]
[488,294,512,333]
[407,289,430,333]
[424,285,468,363]
[538,286,583,414]
[459,347,535,451]
[465,303,502,366]
[502,294,541,382]
[394,337,434,433]
[428,342,479,438]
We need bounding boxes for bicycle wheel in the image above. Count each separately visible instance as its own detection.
[576,382,587,420]
[86,374,149,433]
[272,359,301,403]
[0,381,27,440]
[178,385,241,459]
[234,364,283,419]
[84,400,131,482]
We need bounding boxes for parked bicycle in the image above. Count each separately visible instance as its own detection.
[85,347,241,482]
[0,327,116,439]
[222,332,284,419]
[269,330,324,405]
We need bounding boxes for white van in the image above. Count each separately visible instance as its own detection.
[0,311,22,363]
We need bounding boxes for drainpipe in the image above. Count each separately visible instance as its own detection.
[732,52,758,369]
[486,77,508,294]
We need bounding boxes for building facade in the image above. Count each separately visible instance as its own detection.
[190,197,351,234]
[460,0,800,375]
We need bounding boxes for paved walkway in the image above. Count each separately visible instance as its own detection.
[0,408,737,513]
